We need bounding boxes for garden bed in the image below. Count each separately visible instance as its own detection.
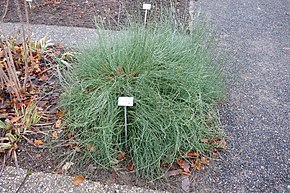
[1,1,227,192]
[1,0,189,29]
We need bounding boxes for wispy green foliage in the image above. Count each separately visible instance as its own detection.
[60,15,225,178]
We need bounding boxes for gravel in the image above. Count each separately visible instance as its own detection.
[187,0,289,192]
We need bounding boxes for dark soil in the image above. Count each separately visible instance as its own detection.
[1,0,189,29]
[1,1,197,192]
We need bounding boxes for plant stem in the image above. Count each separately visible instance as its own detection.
[22,0,32,91]
[0,0,9,23]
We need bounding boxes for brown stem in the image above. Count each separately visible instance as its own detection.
[14,0,31,92]
[0,0,9,23]
[0,39,22,101]
[0,68,10,84]
[22,0,32,90]
[13,150,20,174]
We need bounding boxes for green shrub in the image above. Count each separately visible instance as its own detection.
[60,18,225,178]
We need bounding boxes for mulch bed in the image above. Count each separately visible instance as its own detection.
[1,0,189,29]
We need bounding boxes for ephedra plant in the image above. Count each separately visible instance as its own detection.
[60,7,226,178]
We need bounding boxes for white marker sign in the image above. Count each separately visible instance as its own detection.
[26,0,32,2]
[118,97,134,148]
[118,97,134,107]
[143,4,151,10]
[142,4,151,25]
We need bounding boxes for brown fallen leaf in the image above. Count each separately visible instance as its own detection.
[200,138,209,143]
[192,159,201,171]
[52,130,58,139]
[34,139,43,146]
[87,143,96,152]
[127,162,134,171]
[0,150,6,153]
[72,175,85,186]
[11,116,21,123]
[70,141,80,149]
[56,110,63,118]
[187,151,200,157]
[178,160,186,166]
[181,171,193,176]
[178,160,190,173]
[55,119,62,128]
[213,140,227,148]
[117,152,126,160]
[200,156,210,166]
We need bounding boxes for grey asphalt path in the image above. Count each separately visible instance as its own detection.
[188,0,290,192]
[0,167,164,193]
[0,22,101,48]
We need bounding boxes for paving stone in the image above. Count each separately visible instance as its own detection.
[0,23,97,49]
[18,171,164,193]
[0,166,27,193]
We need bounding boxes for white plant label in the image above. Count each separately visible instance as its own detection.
[118,97,134,107]
[26,0,32,2]
[143,4,151,10]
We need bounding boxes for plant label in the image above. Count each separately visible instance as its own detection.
[26,0,32,2]
[143,4,151,10]
[118,97,134,107]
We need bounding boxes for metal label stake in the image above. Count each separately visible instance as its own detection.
[143,4,151,25]
[26,0,32,8]
[124,106,127,147]
[118,97,134,148]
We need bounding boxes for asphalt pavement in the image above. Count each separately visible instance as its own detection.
[188,0,289,192]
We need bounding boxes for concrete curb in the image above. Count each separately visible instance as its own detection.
[0,167,165,193]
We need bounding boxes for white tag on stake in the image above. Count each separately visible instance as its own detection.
[26,0,32,2]
[118,97,134,149]
[118,97,134,107]
[143,4,151,10]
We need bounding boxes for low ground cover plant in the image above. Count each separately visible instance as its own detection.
[60,15,226,178]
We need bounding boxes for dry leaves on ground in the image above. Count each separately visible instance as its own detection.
[72,175,85,186]
[34,139,43,146]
